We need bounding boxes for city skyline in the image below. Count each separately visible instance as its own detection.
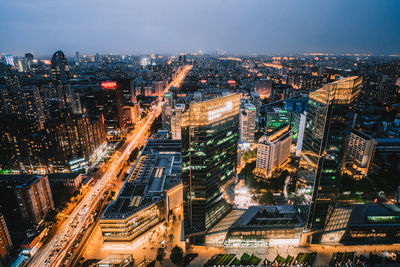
[1,1,400,264]
[1,0,400,55]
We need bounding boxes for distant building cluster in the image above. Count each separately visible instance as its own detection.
[0,52,400,263]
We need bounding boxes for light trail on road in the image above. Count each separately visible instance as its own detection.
[29,111,157,267]
[27,65,192,267]
[163,65,192,94]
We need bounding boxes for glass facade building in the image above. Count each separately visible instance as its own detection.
[299,76,362,237]
[178,94,241,244]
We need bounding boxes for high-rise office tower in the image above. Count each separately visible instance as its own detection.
[173,93,240,244]
[249,91,261,129]
[100,81,126,134]
[51,50,79,113]
[162,92,173,131]
[24,53,34,71]
[239,103,256,143]
[299,76,362,236]
[295,112,307,157]
[75,51,80,65]
[255,124,292,178]
[171,103,185,140]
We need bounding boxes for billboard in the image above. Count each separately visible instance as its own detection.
[5,55,14,66]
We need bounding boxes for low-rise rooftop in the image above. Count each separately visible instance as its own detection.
[101,137,181,220]
[231,205,305,230]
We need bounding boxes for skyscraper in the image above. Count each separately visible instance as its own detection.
[100,81,126,135]
[75,51,80,65]
[239,103,256,143]
[162,92,173,131]
[299,76,362,237]
[51,50,79,113]
[173,93,240,244]
[24,53,34,71]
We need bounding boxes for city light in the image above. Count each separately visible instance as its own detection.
[1,5,400,265]
[101,81,117,89]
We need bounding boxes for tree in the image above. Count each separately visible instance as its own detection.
[156,248,166,263]
[128,148,140,163]
[150,115,162,135]
[170,245,184,265]
[242,149,257,162]
[259,191,274,205]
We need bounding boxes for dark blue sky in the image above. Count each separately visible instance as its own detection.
[1,0,399,56]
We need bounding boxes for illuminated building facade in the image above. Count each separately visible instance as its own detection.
[0,174,54,226]
[239,103,256,143]
[20,85,45,130]
[122,103,141,125]
[171,103,185,140]
[205,206,305,247]
[162,92,173,131]
[100,81,127,134]
[255,79,272,99]
[321,204,400,245]
[255,124,292,178]
[174,93,240,244]
[224,206,305,247]
[0,214,12,260]
[0,112,105,173]
[264,108,292,132]
[299,76,362,236]
[48,113,106,170]
[47,173,83,193]
[100,133,182,244]
[343,129,377,179]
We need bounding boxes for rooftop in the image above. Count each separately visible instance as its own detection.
[231,205,305,230]
[101,137,181,220]
[349,204,400,226]
[0,174,44,188]
[47,172,81,181]
[207,209,246,235]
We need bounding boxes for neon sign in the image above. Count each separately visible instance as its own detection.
[101,81,117,89]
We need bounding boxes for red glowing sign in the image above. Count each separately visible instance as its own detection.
[199,79,207,83]
[228,80,236,85]
[101,81,117,89]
